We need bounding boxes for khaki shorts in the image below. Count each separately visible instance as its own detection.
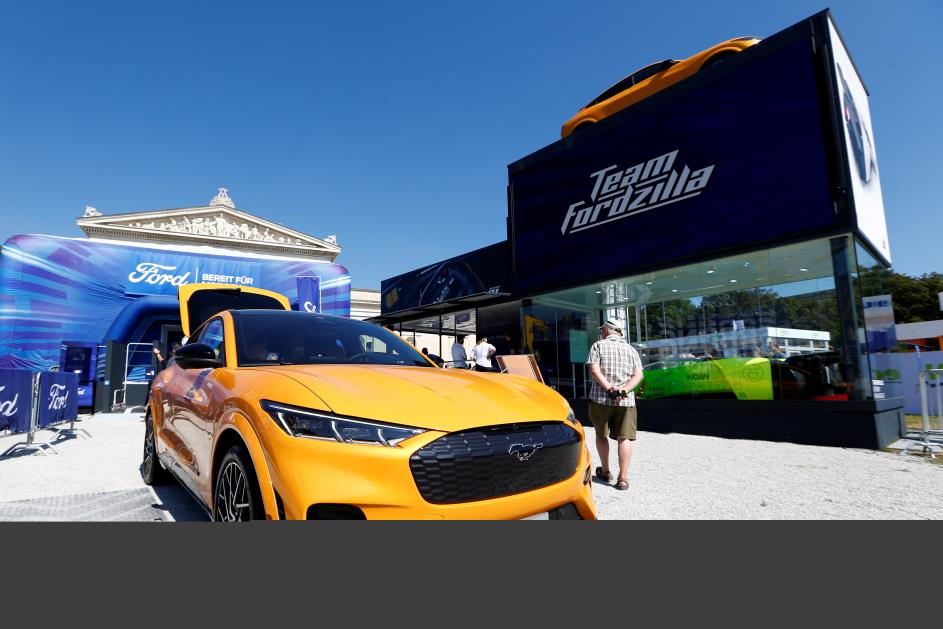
[588,401,638,441]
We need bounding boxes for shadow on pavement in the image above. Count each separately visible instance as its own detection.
[150,483,211,522]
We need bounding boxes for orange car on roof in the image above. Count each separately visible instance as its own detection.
[561,36,761,138]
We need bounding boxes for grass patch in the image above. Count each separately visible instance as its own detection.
[904,414,943,431]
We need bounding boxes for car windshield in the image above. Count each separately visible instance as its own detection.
[233,310,434,367]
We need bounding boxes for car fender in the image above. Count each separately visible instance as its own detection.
[698,46,746,71]
[213,411,279,520]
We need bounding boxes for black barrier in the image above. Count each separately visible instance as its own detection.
[38,372,79,429]
[0,368,34,434]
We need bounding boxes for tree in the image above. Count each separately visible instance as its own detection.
[885,272,943,323]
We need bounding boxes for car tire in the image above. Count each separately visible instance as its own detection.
[141,410,171,485]
[700,50,737,72]
[213,444,265,522]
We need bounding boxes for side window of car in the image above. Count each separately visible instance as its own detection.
[630,60,675,85]
[588,75,636,107]
[199,318,227,364]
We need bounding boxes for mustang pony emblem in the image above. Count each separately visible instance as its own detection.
[509,442,544,461]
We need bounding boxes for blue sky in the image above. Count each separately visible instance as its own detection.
[0,0,939,288]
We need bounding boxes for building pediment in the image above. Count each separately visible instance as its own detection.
[76,191,341,262]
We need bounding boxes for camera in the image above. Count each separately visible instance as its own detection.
[606,388,629,401]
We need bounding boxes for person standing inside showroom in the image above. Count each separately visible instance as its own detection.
[472,336,497,372]
[451,335,470,369]
[587,321,644,490]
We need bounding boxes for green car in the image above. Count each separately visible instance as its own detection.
[640,357,774,401]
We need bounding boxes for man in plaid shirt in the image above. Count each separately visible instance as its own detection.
[586,320,644,490]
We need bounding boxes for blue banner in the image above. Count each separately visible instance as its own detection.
[296,276,321,313]
[0,234,352,370]
[38,371,79,428]
[0,368,33,433]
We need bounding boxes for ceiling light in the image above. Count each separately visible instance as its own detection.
[799,268,809,272]
[671,289,679,293]
[645,281,653,285]
[730,279,738,283]
[706,269,715,274]
[595,290,602,294]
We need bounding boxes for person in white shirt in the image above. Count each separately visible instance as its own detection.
[471,336,497,372]
[451,335,469,369]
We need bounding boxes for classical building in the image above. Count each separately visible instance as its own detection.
[76,187,341,261]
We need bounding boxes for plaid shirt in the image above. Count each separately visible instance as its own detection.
[587,334,642,407]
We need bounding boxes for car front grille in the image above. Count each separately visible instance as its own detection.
[409,422,581,504]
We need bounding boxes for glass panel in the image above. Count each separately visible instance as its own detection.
[530,237,865,402]
[854,238,896,399]
[855,240,895,353]
[477,301,523,357]
[522,301,593,398]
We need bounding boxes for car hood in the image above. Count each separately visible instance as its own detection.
[254,365,570,432]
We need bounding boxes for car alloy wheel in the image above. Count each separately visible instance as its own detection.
[215,460,251,521]
[140,411,169,484]
[214,444,264,521]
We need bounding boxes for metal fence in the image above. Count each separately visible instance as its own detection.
[1,369,86,457]
[900,368,943,459]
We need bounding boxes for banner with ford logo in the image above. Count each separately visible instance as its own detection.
[38,371,79,428]
[0,368,33,433]
[0,234,351,370]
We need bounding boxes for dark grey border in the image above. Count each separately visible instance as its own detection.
[1,522,914,624]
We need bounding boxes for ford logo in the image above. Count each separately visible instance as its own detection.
[509,442,543,461]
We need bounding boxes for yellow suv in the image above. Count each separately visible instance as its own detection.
[141,284,597,520]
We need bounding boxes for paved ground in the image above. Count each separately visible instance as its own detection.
[1,413,941,520]
[587,431,943,519]
[0,413,207,521]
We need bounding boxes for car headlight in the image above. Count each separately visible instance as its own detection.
[566,405,578,425]
[260,400,426,447]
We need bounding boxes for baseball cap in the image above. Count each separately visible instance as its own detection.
[599,320,622,334]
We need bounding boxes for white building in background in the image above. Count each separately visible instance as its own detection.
[350,288,381,321]
[896,319,943,352]
[638,326,832,361]
[77,188,341,262]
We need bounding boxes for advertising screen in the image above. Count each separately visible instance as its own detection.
[510,35,835,295]
[381,241,512,315]
[828,17,891,263]
[0,234,351,369]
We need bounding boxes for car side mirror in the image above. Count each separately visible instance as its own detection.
[174,342,222,369]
